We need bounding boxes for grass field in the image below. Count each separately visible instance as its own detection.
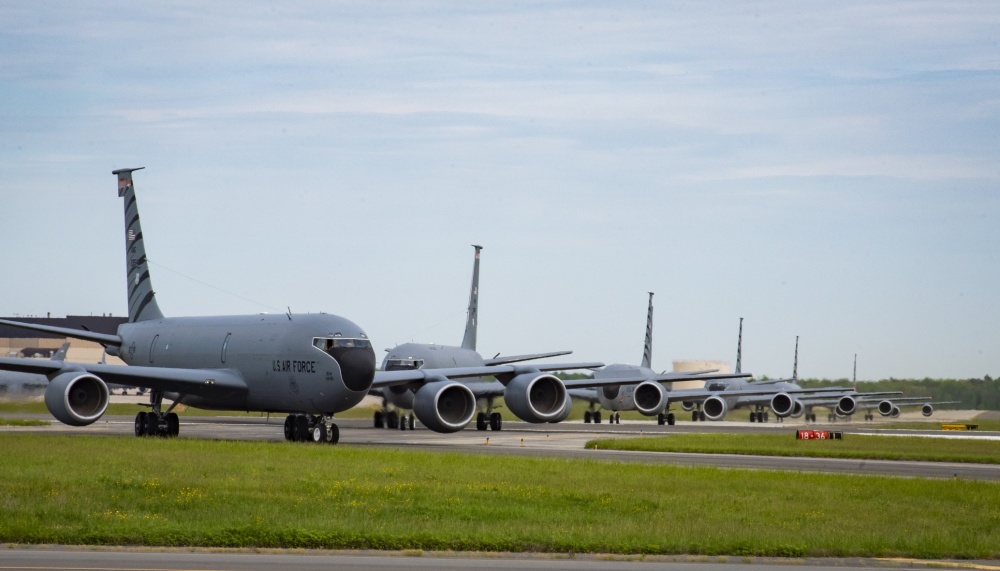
[0,433,998,558]
[584,433,1000,464]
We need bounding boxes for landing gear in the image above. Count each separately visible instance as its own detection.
[133,391,180,438]
[398,413,414,431]
[692,410,705,422]
[477,399,503,431]
[373,411,384,428]
[584,410,592,424]
[609,412,620,424]
[284,414,339,444]
[593,411,602,424]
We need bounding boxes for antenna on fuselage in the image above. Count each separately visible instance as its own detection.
[641,292,654,369]
[461,245,483,351]
[286,306,292,321]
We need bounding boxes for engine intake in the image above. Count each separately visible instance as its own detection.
[44,372,110,426]
[921,404,934,417]
[877,400,895,417]
[503,373,568,423]
[633,381,667,416]
[411,379,476,433]
[770,393,796,417]
[702,395,727,421]
[836,395,857,416]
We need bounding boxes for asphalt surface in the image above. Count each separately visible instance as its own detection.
[1,547,999,571]
[3,411,999,480]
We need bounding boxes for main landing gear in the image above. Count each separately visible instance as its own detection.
[749,409,770,423]
[284,414,340,444]
[476,411,502,431]
[583,410,602,423]
[691,409,706,422]
[374,410,416,430]
[132,390,179,438]
[657,412,676,425]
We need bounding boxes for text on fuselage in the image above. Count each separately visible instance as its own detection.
[272,359,316,373]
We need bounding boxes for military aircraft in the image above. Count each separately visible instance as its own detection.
[791,355,956,422]
[668,327,864,423]
[0,342,70,396]
[567,293,754,425]
[369,245,611,433]
[0,168,378,443]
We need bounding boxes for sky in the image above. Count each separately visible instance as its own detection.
[1,1,998,381]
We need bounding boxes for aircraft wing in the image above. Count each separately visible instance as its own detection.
[567,388,600,405]
[662,386,853,405]
[0,318,122,348]
[0,357,248,399]
[372,362,604,389]
[655,372,752,382]
[483,351,573,366]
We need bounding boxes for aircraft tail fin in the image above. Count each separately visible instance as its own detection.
[460,245,482,350]
[735,317,743,374]
[114,167,164,323]
[852,353,857,385]
[792,335,799,381]
[640,292,654,369]
[52,342,71,361]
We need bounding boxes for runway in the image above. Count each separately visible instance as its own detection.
[3,412,998,481]
[1,547,998,571]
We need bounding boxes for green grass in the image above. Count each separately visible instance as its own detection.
[0,418,49,426]
[584,433,1000,464]
[0,433,998,558]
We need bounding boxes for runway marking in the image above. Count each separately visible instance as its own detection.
[0,567,219,571]
[876,559,1000,570]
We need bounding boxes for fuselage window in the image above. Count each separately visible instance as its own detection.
[222,333,232,364]
[384,358,424,370]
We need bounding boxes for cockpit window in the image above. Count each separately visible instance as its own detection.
[707,382,729,392]
[384,358,424,370]
[314,337,372,351]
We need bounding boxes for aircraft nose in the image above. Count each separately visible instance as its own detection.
[334,346,376,392]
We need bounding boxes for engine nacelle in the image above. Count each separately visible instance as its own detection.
[921,404,934,417]
[889,405,901,418]
[702,395,727,421]
[877,400,895,417]
[548,395,573,423]
[44,371,109,426]
[836,395,857,416]
[789,401,804,418]
[770,393,796,417]
[633,381,667,416]
[411,379,476,433]
[503,373,568,423]
[681,401,696,412]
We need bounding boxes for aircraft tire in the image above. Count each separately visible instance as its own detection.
[144,412,159,437]
[699,411,706,422]
[328,423,340,444]
[373,411,384,428]
[294,415,309,442]
[593,411,602,424]
[166,413,179,437]
[284,415,295,440]
[614,413,621,424]
[692,410,699,422]
[657,413,665,425]
[584,411,592,423]
[490,412,502,431]
[476,412,487,430]
[387,411,399,429]
[135,412,146,437]
[408,414,415,430]
[667,413,676,426]
[312,423,327,443]
[764,412,769,422]
[399,415,407,430]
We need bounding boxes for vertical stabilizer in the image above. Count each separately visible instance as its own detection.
[460,245,483,350]
[641,292,654,369]
[853,354,857,385]
[735,317,743,374]
[114,167,164,323]
[792,336,799,381]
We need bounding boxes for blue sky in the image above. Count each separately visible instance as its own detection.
[1,1,997,380]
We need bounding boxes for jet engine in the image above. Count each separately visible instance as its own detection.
[702,395,727,421]
[681,401,696,412]
[921,404,934,417]
[769,393,798,417]
[549,395,573,423]
[836,395,857,416]
[633,381,667,416]
[411,378,476,433]
[889,405,901,418]
[877,400,895,417]
[789,400,804,418]
[503,373,568,423]
[44,371,110,426]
